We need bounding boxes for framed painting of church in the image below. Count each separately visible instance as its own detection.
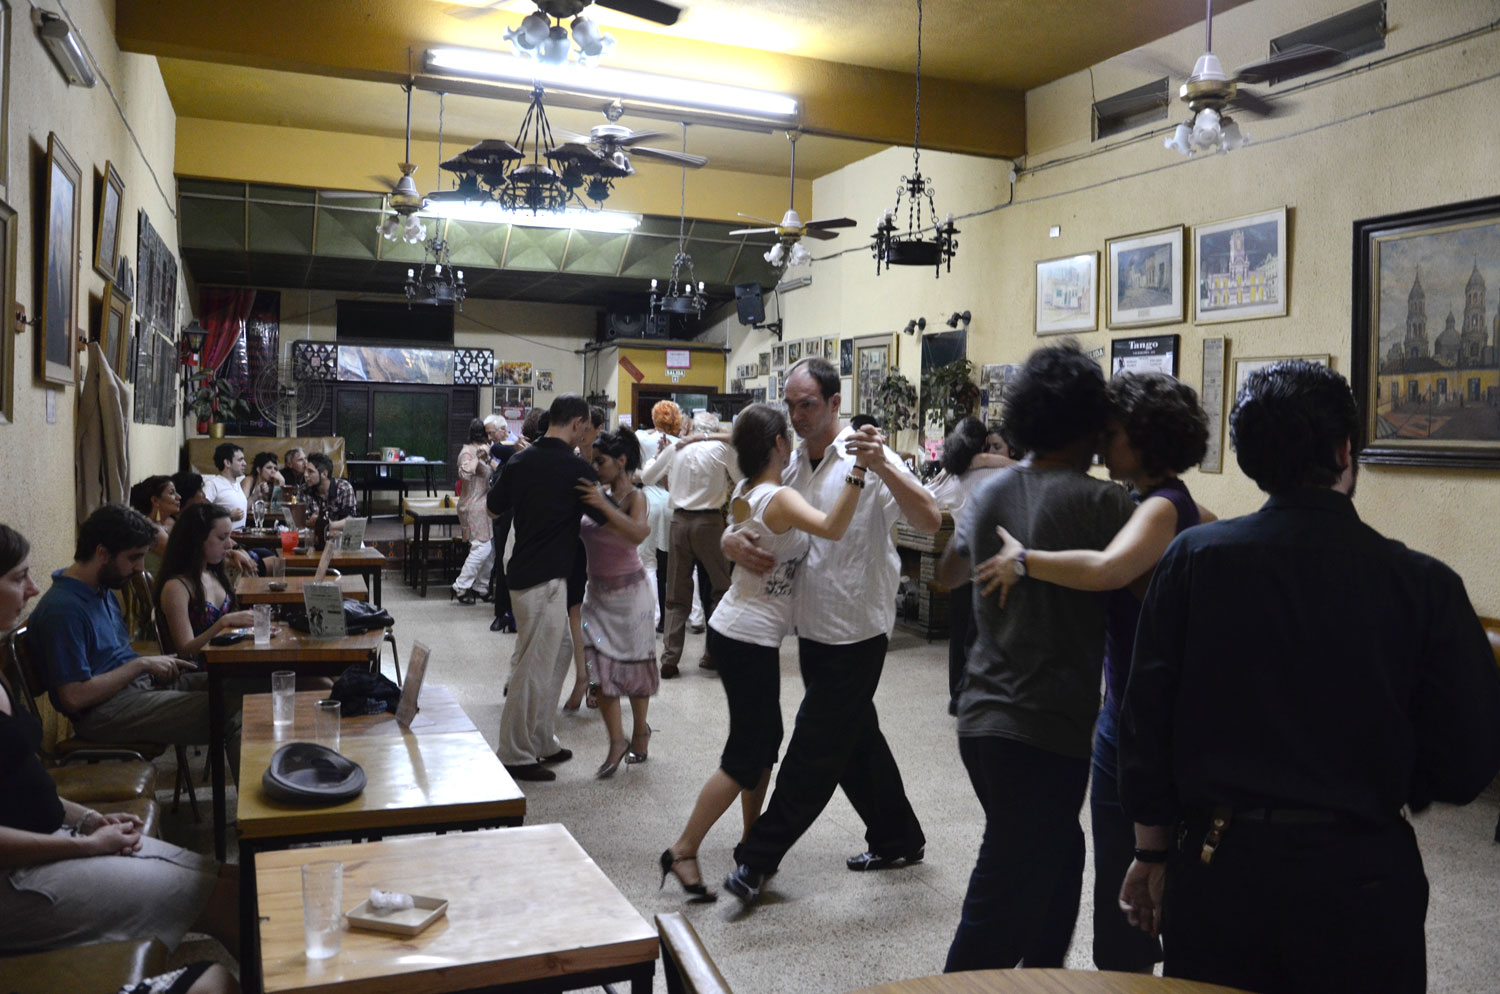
[1193,207,1286,324]
[1351,195,1500,469]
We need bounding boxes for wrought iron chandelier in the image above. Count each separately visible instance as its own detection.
[649,124,706,321]
[500,85,571,213]
[405,237,467,310]
[872,0,958,278]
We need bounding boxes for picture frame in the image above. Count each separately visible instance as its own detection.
[1035,252,1098,335]
[38,133,81,387]
[980,363,1020,428]
[535,369,553,392]
[1199,337,1226,474]
[1233,354,1329,402]
[1194,207,1287,324]
[1351,195,1500,468]
[853,334,893,418]
[100,282,131,376]
[787,340,802,364]
[772,343,786,369]
[1107,225,1185,328]
[757,351,769,375]
[839,376,853,416]
[94,161,124,281]
[1109,334,1180,379]
[823,337,839,362]
[839,339,853,376]
[0,199,14,423]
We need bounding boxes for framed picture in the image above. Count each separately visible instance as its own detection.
[1233,354,1329,402]
[757,351,769,375]
[98,282,131,376]
[535,369,553,392]
[1107,225,1184,328]
[823,337,839,362]
[839,376,853,416]
[787,340,802,364]
[495,360,532,385]
[0,198,14,423]
[94,161,124,281]
[39,133,81,387]
[1351,195,1500,468]
[853,334,892,417]
[839,338,853,376]
[1110,334,1180,379]
[1199,337,1226,474]
[980,363,1020,427]
[772,343,786,369]
[1035,252,1098,335]
[1194,207,1287,324]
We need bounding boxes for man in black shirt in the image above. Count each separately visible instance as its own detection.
[1118,360,1500,994]
[487,394,604,781]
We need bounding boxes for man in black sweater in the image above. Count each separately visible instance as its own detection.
[1118,360,1500,994]
[487,394,604,781]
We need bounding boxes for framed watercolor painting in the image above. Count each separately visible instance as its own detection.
[1351,195,1500,468]
[1035,252,1098,335]
[1107,225,1184,328]
[1194,207,1287,324]
[39,133,81,387]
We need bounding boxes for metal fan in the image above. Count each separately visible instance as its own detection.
[730,133,856,269]
[252,360,328,433]
[548,124,707,205]
[449,0,682,27]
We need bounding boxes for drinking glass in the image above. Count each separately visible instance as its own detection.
[301,861,343,960]
[252,603,273,645]
[313,699,341,752]
[252,499,267,530]
[271,670,295,728]
[279,530,298,557]
[270,555,286,581]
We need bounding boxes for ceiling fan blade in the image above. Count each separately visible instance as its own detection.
[629,147,709,168]
[1233,44,1345,84]
[551,128,591,145]
[804,217,857,230]
[802,227,841,241]
[598,0,681,26]
[615,130,670,147]
[1227,87,1283,118]
[320,190,385,200]
[729,226,777,236]
[446,0,514,21]
[1111,49,1182,81]
[737,212,776,225]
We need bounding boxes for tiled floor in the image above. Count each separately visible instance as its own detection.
[162,570,1500,993]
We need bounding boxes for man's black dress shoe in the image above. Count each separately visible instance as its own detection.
[723,864,765,906]
[503,762,556,782]
[540,748,573,764]
[846,847,924,871]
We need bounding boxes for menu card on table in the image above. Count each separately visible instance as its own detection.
[303,581,347,639]
[338,516,367,552]
[396,642,429,728]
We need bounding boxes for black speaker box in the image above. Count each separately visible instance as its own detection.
[735,282,765,325]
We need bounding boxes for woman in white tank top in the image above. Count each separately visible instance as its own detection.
[659,403,873,901]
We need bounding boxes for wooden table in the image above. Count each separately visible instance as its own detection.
[236,575,369,605]
[281,548,386,606]
[241,685,475,742]
[201,628,388,861]
[234,528,290,550]
[844,970,1254,994]
[255,825,656,994]
[407,506,461,597]
[346,459,444,518]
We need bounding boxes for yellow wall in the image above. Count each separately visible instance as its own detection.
[725,0,1500,614]
[602,342,726,427]
[1,0,187,579]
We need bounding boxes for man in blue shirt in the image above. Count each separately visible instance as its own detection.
[28,504,238,769]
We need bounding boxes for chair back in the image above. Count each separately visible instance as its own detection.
[1480,616,1500,668]
[132,570,174,654]
[2,625,50,724]
[656,912,733,994]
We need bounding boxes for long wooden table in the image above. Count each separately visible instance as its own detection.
[235,575,368,605]
[201,627,388,861]
[237,686,525,994]
[255,825,656,994]
[844,971,1254,994]
[281,548,386,606]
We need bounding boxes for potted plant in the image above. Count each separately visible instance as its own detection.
[183,371,250,437]
[921,358,982,434]
[874,369,919,454]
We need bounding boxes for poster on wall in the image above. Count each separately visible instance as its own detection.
[839,339,853,376]
[131,209,177,426]
[493,385,534,410]
[495,360,532,385]
[535,369,554,392]
[1109,335,1180,379]
[758,352,770,375]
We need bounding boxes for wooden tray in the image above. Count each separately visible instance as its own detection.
[346,894,448,936]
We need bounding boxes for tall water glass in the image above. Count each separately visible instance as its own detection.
[252,603,273,645]
[270,554,286,581]
[271,670,295,728]
[301,860,343,960]
[313,699,341,752]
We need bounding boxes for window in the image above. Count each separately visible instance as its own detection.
[1268,1,1384,85]
[1092,78,1169,141]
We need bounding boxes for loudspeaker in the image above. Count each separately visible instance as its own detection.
[602,312,650,340]
[735,282,765,325]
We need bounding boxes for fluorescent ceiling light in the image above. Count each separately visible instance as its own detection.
[422,200,641,232]
[425,47,798,125]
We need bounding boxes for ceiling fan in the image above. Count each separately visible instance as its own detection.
[449,0,682,27]
[323,85,429,242]
[1145,0,1347,155]
[547,123,707,205]
[730,132,856,270]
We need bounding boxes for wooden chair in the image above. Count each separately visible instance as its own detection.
[0,938,168,994]
[1482,616,1500,843]
[133,571,206,820]
[657,912,733,994]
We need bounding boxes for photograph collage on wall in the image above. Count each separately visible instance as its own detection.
[494,385,534,410]
[980,363,1021,427]
[131,210,178,426]
[495,360,532,385]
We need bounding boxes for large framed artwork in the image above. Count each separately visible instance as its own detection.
[852,334,893,417]
[38,132,81,387]
[1035,252,1098,335]
[94,161,124,281]
[0,198,14,424]
[1194,207,1287,324]
[1107,226,1184,328]
[1351,195,1500,468]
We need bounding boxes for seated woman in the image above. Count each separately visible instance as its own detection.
[241,452,285,511]
[0,523,238,957]
[155,504,255,657]
[979,371,1211,975]
[128,475,181,574]
[172,471,208,510]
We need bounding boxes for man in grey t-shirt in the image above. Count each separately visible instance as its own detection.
[936,343,1133,972]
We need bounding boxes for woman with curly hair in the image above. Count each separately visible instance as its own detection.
[984,370,1213,974]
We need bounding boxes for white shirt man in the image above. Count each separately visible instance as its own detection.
[201,444,248,522]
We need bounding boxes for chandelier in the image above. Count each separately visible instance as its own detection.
[872,0,958,278]
[649,125,707,321]
[438,86,576,214]
[504,4,615,67]
[405,237,467,310]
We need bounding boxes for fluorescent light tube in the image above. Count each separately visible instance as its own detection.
[426,47,798,124]
[422,201,641,232]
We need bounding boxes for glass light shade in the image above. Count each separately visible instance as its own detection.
[1165,123,1193,156]
[1191,107,1222,149]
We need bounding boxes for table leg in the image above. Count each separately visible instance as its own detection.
[629,962,656,994]
[373,564,382,606]
[418,521,430,597]
[209,668,227,862]
[238,842,261,994]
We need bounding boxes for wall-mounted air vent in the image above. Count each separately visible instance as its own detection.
[1092,78,1169,141]
[1268,1,1385,84]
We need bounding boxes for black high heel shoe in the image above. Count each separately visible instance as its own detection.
[626,725,652,765]
[658,849,716,903]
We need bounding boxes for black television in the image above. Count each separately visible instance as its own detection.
[336,299,455,344]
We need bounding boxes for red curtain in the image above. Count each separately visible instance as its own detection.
[197,287,257,374]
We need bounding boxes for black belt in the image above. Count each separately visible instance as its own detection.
[1233,807,1339,825]
[676,507,723,514]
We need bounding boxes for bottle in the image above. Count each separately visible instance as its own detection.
[314,513,329,552]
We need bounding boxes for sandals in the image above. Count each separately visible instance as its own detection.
[658,848,716,902]
[626,725,652,765]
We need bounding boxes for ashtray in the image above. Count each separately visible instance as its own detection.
[267,581,288,591]
[346,895,448,936]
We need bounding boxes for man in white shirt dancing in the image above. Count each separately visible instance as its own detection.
[721,356,940,905]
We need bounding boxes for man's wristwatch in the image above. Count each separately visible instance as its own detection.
[1013,549,1027,578]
